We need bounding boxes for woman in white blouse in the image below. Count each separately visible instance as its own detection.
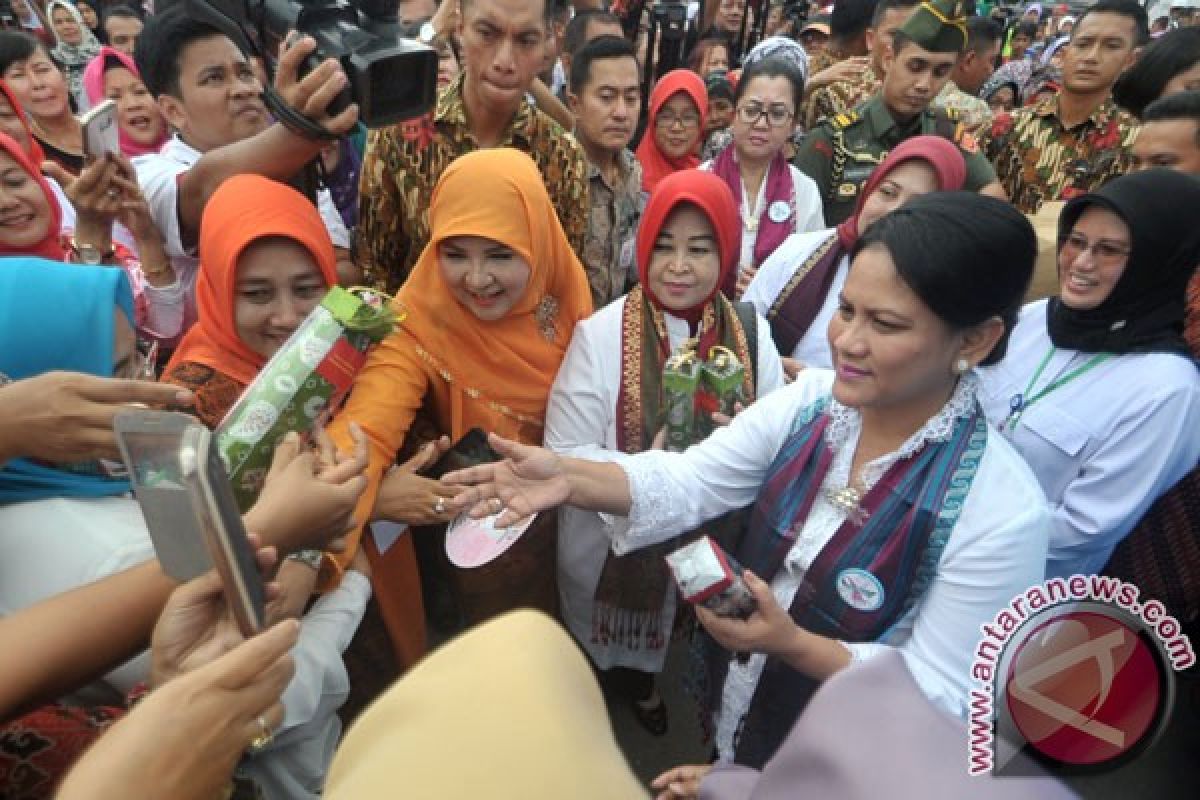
[743,135,967,377]
[448,193,1049,774]
[545,169,785,735]
[702,55,824,299]
[979,169,1200,580]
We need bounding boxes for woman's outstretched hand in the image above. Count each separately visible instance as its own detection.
[442,433,570,526]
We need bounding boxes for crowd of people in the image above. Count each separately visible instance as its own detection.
[0,0,1198,797]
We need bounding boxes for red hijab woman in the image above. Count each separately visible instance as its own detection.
[0,81,47,165]
[635,70,708,193]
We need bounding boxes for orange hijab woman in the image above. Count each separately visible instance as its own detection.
[162,173,339,426]
[328,148,592,648]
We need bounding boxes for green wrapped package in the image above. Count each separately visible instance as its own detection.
[695,346,747,440]
[662,346,700,453]
[217,286,398,511]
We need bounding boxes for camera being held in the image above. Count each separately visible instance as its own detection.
[159,0,439,128]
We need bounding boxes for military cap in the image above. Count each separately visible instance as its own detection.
[898,0,971,54]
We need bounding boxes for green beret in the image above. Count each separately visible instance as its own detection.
[898,0,970,54]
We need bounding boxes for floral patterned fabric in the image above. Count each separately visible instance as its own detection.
[355,73,590,293]
[800,65,880,132]
[987,95,1139,214]
[0,704,122,799]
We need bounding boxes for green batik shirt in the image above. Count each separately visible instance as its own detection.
[793,94,996,225]
[356,72,590,293]
[987,95,1139,214]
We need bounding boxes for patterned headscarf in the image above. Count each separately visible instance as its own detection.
[46,0,101,106]
[743,36,809,87]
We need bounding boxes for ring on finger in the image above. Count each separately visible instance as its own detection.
[434,497,446,515]
[491,497,503,513]
[106,188,120,198]
[248,715,274,752]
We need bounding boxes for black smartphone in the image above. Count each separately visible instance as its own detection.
[426,427,501,480]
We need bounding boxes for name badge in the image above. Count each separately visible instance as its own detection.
[619,237,635,269]
[767,200,792,224]
[836,182,859,199]
[836,568,885,612]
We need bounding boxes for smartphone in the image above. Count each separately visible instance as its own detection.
[80,99,119,159]
[180,425,266,637]
[427,428,501,480]
[115,410,213,581]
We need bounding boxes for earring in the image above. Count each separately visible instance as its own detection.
[955,358,971,375]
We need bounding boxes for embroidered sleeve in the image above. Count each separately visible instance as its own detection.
[608,451,683,555]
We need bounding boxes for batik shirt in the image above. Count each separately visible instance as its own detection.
[800,65,880,132]
[933,80,993,142]
[581,148,644,308]
[356,73,590,292]
[987,95,1139,214]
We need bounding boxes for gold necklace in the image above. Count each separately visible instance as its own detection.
[823,483,869,526]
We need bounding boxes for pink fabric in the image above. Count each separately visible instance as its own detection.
[81,47,168,157]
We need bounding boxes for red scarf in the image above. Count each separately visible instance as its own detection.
[0,132,64,261]
[0,81,46,165]
[635,70,708,193]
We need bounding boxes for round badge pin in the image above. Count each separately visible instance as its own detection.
[767,200,792,223]
[836,568,885,612]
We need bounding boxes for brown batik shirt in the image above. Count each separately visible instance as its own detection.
[801,65,881,132]
[987,95,1139,214]
[582,147,644,309]
[356,73,590,293]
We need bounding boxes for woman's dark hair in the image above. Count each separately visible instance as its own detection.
[853,192,1037,366]
[1015,20,1039,39]
[734,56,805,112]
[0,31,40,76]
[1113,28,1200,118]
[687,35,730,74]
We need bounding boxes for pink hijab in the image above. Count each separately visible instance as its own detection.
[81,47,169,157]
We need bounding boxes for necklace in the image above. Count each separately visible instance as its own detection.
[823,483,869,526]
[1005,346,1113,432]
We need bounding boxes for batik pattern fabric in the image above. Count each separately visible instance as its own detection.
[581,148,644,308]
[800,65,880,132]
[987,95,1139,214]
[933,80,994,142]
[355,73,590,293]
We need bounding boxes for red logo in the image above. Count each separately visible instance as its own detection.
[1001,608,1168,767]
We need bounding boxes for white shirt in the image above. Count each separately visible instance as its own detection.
[134,135,350,333]
[604,370,1049,758]
[742,228,848,369]
[544,294,786,671]
[700,159,825,295]
[978,299,1200,579]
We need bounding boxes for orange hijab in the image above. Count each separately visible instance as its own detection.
[165,174,339,386]
[396,148,593,424]
[635,69,708,193]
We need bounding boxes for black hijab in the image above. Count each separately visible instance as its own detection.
[1048,169,1200,355]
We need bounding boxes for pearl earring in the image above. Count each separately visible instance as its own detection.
[955,358,970,375]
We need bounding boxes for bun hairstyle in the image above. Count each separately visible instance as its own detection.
[853,192,1037,365]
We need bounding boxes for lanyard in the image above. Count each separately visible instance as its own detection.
[1005,347,1113,432]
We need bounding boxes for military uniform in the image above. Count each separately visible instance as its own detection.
[793,94,996,224]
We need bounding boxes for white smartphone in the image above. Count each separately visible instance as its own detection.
[115,410,213,581]
[180,425,266,637]
[80,99,119,159]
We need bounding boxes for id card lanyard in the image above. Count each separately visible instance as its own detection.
[1005,346,1113,432]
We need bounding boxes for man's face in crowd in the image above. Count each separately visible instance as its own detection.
[561,18,626,80]
[1062,12,1139,95]
[882,39,959,118]
[568,55,640,156]
[1131,119,1200,174]
[160,34,268,153]
[715,0,745,34]
[104,15,144,56]
[458,0,548,112]
[869,7,920,74]
[956,38,1001,95]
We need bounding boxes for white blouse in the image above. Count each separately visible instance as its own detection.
[603,370,1049,759]
[742,228,849,369]
[978,299,1200,579]
[544,295,786,671]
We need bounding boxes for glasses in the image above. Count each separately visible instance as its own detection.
[656,111,701,129]
[736,103,794,127]
[1060,232,1131,264]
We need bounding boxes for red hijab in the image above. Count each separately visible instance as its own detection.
[164,175,339,386]
[636,168,741,322]
[0,81,46,165]
[837,135,968,250]
[635,70,708,192]
[0,131,64,261]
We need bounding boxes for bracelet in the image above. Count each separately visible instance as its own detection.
[286,549,324,571]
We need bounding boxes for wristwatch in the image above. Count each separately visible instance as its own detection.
[286,549,325,571]
[418,21,439,45]
[69,236,115,265]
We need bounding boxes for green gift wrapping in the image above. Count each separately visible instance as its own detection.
[695,346,747,440]
[217,286,399,511]
[663,347,701,453]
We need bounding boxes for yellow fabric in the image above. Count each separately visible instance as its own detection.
[1026,200,1065,301]
[324,611,649,800]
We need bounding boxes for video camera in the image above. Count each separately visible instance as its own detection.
[162,0,437,129]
